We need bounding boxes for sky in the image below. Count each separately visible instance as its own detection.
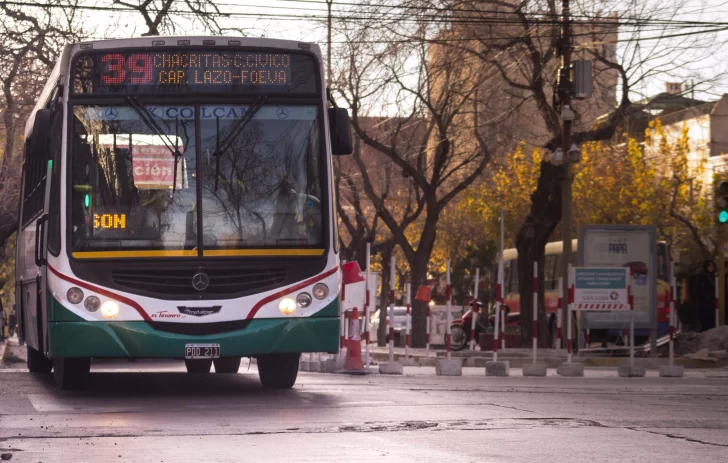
[52,0,728,103]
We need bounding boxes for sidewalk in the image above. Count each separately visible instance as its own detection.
[365,344,728,369]
[0,334,21,368]
[0,338,6,368]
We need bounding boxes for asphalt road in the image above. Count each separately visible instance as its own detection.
[1,342,727,462]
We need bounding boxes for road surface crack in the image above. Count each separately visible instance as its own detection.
[625,427,728,448]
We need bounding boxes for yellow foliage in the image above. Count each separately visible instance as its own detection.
[459,123,713,259]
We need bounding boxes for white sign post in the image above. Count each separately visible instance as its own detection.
[571,266,644,377]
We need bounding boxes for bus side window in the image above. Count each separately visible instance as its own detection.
[46,106,64,255]
[501,261,510,294]
[552,253,562,290]
[509,261,519,294]
[544,254,555,290]
[657,243,667,281]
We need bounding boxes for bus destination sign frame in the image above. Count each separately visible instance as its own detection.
[72,49,318,94]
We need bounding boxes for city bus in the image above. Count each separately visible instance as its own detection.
[501,239,671,345]
[15,37,352,389]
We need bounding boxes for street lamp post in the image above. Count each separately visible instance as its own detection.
[560,0,574,341]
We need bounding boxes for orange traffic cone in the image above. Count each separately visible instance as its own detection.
[339,307,369,375]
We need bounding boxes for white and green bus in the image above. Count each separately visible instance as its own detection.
[15,37,351,389]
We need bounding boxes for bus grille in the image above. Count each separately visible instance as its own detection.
[111,267,288,296]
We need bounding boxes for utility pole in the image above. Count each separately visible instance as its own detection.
[560,0,573,337]
[327,0,333,83]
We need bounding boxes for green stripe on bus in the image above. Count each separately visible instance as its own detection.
[49,317,339,358]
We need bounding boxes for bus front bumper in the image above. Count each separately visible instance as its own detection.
[48,317,339,358]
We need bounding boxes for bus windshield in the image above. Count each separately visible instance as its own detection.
[70,103,323,253]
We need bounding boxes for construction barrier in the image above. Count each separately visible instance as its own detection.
[556,277,563,351]
[339,307,368,374]
[532,262,538,362]
[364,243,371,368]
[445,260,452,360]
[470,268,480,350]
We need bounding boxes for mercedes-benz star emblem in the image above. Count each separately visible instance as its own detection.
[104,107,118,120]
[191,272,210,291]
[276,106,289,119]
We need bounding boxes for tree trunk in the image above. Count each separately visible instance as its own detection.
[376,241,394,346]
[515,161,564,348]
[2,76,17,170]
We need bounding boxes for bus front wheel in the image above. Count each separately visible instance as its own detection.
[53,357,91,390]
[27,346,52,373]
[257,353,300,389]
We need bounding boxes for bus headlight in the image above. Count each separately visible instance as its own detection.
[84,296,101,312]
[296,292,312,308]
[312,283,328,300]
[279,297,296,315]
[67,287,84,304]
[100,301,120,319]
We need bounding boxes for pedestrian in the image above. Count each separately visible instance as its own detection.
[693,260,716,332]
[9,309,16,338]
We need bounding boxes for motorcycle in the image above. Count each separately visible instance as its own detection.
[448,301,490,351]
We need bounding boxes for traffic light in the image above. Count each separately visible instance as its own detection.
[717,181,728,224]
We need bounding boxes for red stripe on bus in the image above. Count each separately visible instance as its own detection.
[47,264,152,322]
[247,266,339,319]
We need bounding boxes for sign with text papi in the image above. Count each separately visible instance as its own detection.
[572,267,629,311]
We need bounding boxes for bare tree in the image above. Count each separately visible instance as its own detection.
[417,0,727,345]
[0,1,89,249]
[333,10,500,347]
[111,0,247,36]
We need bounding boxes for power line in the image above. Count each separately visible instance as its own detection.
[2,1,728,30]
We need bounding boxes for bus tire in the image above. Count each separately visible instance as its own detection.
[185,359,212,374]
[27,346,53,373]
[213,357,241,374]
[257,353,300,389]
[53,357,91,390]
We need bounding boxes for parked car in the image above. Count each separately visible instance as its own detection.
[368,307,409,343]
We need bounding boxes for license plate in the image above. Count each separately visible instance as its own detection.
[185,343,220,359]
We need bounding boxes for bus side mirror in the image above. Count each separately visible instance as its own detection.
[30,109,52,161]
[328,107,352,155]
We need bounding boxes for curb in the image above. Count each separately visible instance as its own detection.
[371,351,727,369]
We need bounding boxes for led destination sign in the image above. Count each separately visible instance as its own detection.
[74,50,317,94]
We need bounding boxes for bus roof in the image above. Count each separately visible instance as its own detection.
[502,239,578,262]
[70,36,322,57]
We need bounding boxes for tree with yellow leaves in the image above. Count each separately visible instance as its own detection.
[463,120,714,345]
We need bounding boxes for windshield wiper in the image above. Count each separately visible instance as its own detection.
[213,95,268,191]
[125,97,185,193]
